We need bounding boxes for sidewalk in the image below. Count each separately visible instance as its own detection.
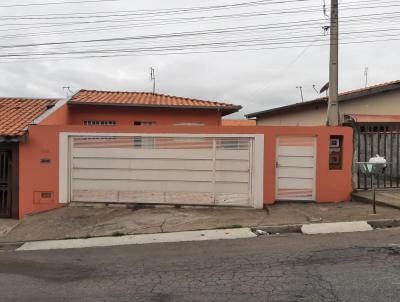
[353,190,400,210]
[1,201,400,243]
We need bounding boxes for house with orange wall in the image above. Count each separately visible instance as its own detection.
[40,90,242,127]
[0,97,58,218]
[1,89,353,219]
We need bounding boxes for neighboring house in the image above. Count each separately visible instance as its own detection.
[246,80,400,192]
[0,97,58,218]
[41,90,242,127]
[246,80,400,126]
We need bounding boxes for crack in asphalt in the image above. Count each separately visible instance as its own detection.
[2,233,400,301]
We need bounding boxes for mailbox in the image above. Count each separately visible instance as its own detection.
[357,155,387,175]
[356,155,388,214]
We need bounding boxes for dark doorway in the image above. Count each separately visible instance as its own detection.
[0,143,18,218]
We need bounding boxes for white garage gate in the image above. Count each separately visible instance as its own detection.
[60,134,263,208]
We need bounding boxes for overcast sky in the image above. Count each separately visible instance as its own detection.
[0,0,398,118]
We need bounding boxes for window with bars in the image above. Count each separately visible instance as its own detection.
[133,121,156,126]
[359,124,396,133]
[83,120,116,126]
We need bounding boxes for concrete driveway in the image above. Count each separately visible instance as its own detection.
[1,201,400,243]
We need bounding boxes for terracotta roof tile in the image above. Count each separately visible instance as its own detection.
[0,98,58,137]
[340,80,400,97]
[68,90,241,114]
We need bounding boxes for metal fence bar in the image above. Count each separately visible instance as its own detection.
[363,132,368,189]
[357,127,361,189]
[354,124,400,190]
[0,150,11,217]
[397,127,400,187]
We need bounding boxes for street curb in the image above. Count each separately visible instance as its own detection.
[253,219,400,235]
[0,242,24,252]
[367,219,400,229]
[251,224,303,234]
[16,228,257,251]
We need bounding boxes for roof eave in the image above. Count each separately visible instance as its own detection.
[245,99,326,118]
[246,82,400,119]
[0,135,22,142]
[68,101,242,113]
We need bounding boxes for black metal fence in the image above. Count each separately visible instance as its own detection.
[354,124,400,190]
[0,150,11,217]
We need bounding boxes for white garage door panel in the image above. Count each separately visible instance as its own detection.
[277,156,314,168]
[215,150,250,160]
[276,146,314,157]
[277,178,314,189]
[72,169,214,182]
[277,167,314,178]
[72,190,216,204]
[215,171,250,182]
[69,135,257,207]
[215,160,250,171]
[215,193,249,206]
[73,158,214,171]
[72,179,214,192]
[214,182,249,193]
[276,189,313,200]
[72,180,249,195]
[73,148,213,160]
[164,192,214,204]
[73,190,119,203]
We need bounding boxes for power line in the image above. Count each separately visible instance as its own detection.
[1,29,399,59]
[2,1,399,29]
[0,0,311,16]
[1,9,399,41]
[0,0,394,20]
[0,35,398,64]
[0,0,121,8]
[2,19,400,51]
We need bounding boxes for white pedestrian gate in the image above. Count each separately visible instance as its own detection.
[66,135,263,207]
[276,136,316,201]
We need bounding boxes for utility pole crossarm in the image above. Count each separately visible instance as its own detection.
[326,0,340,126]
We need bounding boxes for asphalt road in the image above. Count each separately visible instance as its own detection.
[1,229,400,302]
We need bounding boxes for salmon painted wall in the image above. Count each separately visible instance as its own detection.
[262,127,353,203]
[41,103,222,126]
[40,101,69,125]
[19,125,353,218]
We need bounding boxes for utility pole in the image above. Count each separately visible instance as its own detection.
[296,86,304,103]
[150,67,156,94]
[326,0,339,126]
